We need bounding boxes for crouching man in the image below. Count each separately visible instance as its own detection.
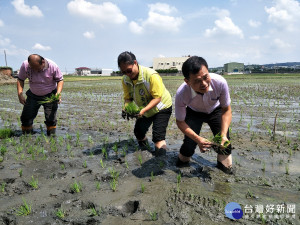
[175,56,234,174]
[17,54,63,136]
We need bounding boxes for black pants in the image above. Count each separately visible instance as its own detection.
[179,107,231,157]
[21,89,58,127]
[134,106,172,143]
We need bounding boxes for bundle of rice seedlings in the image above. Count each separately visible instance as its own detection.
[211,134,230,150]
[124,102,143,115]
[38,93,61,104]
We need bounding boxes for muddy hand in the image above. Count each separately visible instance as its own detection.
[198,138,212,153]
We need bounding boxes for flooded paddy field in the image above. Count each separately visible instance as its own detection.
[0,74,300,224]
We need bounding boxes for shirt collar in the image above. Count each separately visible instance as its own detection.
[190,85,213,98]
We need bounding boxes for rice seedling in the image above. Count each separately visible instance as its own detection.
[150,171,154,181]
[1,182,5,192]
[109,167,119,192]
[38,93,61,104]
[112,143,118,155]
[18,169,23,177]
[70,181,82,193]
[55,208,65,219]
[149,211,157,221]
[141,182,145,193]
[261,161,266,172]
[102,146,108,159]
[99,159,105,168]
[0,128,13,139]
[96,181,101,191]
[138,154,143,166]
[87,207,99,216]
[0,146,7,156]
[29,175,38,189]
[110,178,118,192]
[83,160,87,168]
[15,198,31,216]
[61,164,65,170]
[125,160,129,169]
[285,163,289,175]
[88,135,93,145]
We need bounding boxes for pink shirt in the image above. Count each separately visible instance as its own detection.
[175,73,231,121]
[18,58,63,96]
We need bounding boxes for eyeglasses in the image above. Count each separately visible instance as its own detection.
[120,64,134,75]
[122,68,133,74]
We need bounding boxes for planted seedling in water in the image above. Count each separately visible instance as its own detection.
[29,176,38,189]
[70,181,82,193]
[55,208,65,219]
[15,198,31,216]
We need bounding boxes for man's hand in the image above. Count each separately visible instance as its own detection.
[197,137,212,153]
[56,93,62,104]
[137,108,145,118]
[18,93,26,105]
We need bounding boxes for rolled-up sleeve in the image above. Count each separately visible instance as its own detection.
[175,92,186,121]
[219,80,231,108]
[18,62,27,81]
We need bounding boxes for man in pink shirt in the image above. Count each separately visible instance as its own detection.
[17,54,64,136]
[175,56,233,174]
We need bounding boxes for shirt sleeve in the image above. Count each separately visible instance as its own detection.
[149,74,163,98]
[17,62,27,81]
[53,66,63,82]
[122,77,131,101]
[219,79,231,108]
[175,89,187,121]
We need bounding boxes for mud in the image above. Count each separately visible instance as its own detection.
[0,76,299,224]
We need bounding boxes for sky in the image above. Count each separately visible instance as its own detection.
[0,0,300,73]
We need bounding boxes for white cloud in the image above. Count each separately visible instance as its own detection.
[67,0,127,24]
[11,0,43,17]
[265,0,300,31]
[83,31,95,39]
[205,16,244,39]
[129,3,182,34]
[129,21,144,34]
[272,38,292,49]
[32,43,51,51]
[0,20,4,27]
[248,19,261,28]
[148,3,177,14]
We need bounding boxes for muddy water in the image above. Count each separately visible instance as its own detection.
[1,77,300,224]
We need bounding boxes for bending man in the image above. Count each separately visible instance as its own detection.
[17,54,63,136]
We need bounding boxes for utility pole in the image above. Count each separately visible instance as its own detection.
[4,50,7,66]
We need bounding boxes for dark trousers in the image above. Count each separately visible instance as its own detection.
[134,106,172,143]
[21,89,58,127]
[179,107,231,157]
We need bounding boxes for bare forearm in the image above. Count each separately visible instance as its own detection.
[17,79,24,95]
[176,120,201,143]
[56,80,64,94]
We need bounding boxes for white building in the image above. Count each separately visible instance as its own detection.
[75,67,91,76]
[153,56,190,72]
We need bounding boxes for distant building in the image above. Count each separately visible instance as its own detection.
[224,62,244,75]
[153,56,190,72]
[75,67,91,76]
[101,69,113,76]
[75,67,112,76]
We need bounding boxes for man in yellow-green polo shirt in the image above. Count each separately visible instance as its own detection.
[118,51,172,156]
